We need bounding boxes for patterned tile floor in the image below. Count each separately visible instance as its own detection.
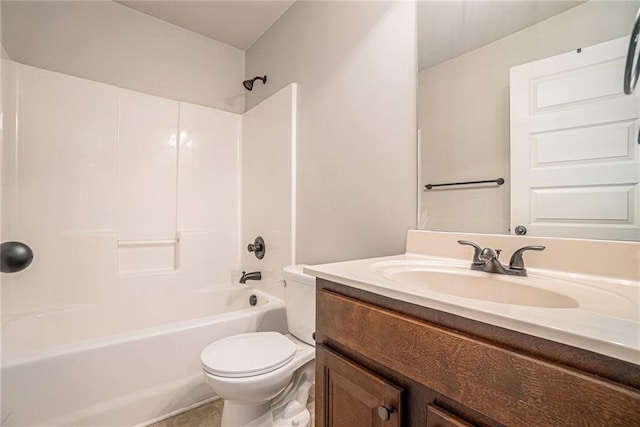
[150,386,315,427]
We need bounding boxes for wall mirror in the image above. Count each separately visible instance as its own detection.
[417,0,640,241]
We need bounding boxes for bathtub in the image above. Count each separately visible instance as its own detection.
[1,286,287,426]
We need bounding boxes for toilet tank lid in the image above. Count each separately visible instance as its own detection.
[282,265,315,286]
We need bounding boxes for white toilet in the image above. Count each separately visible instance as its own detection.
[201,265,316,427]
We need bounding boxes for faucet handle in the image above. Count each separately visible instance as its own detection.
[247,236,266,260]
[458,240,483,265]
[509,245,545,270]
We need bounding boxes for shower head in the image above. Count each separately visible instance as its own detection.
[243,75,267,91]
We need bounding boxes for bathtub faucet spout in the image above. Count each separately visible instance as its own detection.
[239,270,262,284]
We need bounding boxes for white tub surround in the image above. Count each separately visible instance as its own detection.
[305,230,640,365]
[0,61,298,427]
[241,84,297,300]
[1,288,287,427]
[1,60,241,318]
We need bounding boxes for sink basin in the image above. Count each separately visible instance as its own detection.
[369,261,581,308]
[384,269,579,308]
[367,259,637,319]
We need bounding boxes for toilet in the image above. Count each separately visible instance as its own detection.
[201,265,316,427]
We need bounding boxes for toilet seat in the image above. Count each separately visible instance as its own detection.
[201,332,297,378]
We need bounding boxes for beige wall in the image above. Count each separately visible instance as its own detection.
[1,1,245,112]
[418,0,639,235]
[246,1,417,265]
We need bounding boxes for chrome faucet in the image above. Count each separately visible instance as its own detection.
[239,270,262,284]
[458,240,545,277]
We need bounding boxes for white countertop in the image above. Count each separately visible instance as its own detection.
[305,253,640,366]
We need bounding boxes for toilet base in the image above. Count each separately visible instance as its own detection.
[219,403,310,427]
[221,401,273,427]
[218,361,314,427]
[274,408,310,427]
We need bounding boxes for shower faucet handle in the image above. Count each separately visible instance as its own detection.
[247,236,266,260]
[247,242,263,252]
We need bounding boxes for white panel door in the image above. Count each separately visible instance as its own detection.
[510,36,640,241]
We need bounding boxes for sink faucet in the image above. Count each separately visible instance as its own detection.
[239,270,262,284]
[458,240,545,277]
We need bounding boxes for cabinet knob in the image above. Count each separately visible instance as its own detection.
[377,405,394,421]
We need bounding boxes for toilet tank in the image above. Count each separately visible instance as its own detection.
[282,265,316,346]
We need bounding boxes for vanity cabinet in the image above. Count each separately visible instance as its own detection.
[315,279,640,427]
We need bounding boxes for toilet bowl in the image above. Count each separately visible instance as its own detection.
[200,265,315,427]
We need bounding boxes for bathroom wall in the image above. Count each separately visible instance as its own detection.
[245,1,417,265]
[418,1,639,234]
[1,61,241,322]
[1,1,245,112]
[241,84,297,299]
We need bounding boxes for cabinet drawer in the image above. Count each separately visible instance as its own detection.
[317,289,640,427]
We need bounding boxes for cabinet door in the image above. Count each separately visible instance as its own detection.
[316,344,402,427]
[426,404,475,427]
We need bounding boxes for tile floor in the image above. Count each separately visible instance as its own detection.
[150,386,315,427]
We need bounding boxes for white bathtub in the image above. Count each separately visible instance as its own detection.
[1,286,287,426]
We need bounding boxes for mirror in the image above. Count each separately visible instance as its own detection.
[417,0,640,241]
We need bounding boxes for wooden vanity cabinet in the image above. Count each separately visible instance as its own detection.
[315,279,640,427]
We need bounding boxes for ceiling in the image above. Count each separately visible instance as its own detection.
[117,0,296,51]
[418,1,584,70]
[116,1,583,66]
